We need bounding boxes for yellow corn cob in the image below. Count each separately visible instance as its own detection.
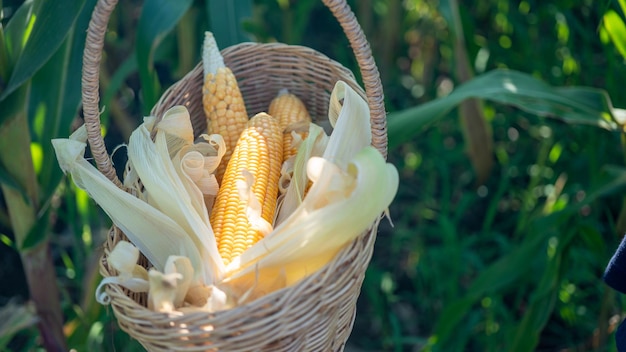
[202,32,248,183]
[268,90,311,161]
[210,113,283,266]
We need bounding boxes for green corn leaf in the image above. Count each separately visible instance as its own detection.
[19,206,50,251]
[3,0,34,68]
[387,69,623,150]
[0,26,10,84]
[0,0,85,104]
[0,85,30,202]
[291,0,318,45]
[603,10,626,59]
[29,0,96,206]
[431,230,549,348]
[620,0,626,17]
[207,0,252,48]
[136,0,193,113]
[577,223,606,256]
[527,166,626,239]
[0,299,38,350]
[431,165,626,349]
[509,228,576,352]
[0,159,27,200]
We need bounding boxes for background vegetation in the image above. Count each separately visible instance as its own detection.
[1,0,626,351]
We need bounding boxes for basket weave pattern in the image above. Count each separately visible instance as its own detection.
[103,226,377,351]
[85,0,387,351]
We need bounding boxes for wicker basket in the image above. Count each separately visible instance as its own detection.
[82,0,387,350]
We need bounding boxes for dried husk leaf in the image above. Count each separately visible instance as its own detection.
[94,240,149,304]
[148,269,182,312]
[164,256,194,307]
[219,82,398,303]
[275,123,328,226]
[224,146,398,298]
[52,127,205,279]
[128,118,225,283]
[324,81,372,165]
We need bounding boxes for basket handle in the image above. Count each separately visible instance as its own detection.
[82,0,387,187]
[321,0,387,159]
[82,0,123,187]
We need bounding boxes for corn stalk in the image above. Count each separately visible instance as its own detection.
[0,0,90,349]
[0,86,66,351]
[446,0,493,185]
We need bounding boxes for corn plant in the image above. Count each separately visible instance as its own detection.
[0,0,93,350]
[2,0,626,351]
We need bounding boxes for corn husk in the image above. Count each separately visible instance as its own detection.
[127,107,225,283]
[53,130,206,279]
[219,81,398,302]
[94,240,149,304]
[52,108,224,285]
[54,80,398,313]
[274,123,328,226]
[222,145,397,302]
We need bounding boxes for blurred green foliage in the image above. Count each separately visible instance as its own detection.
[1,0,626,351]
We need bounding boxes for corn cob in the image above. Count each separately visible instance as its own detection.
[210,113,283,266]
[268,89,311,162]
[202,32,248,183]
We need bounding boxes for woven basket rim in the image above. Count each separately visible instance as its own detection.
[222,42,368,102]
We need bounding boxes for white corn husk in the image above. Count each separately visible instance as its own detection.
[127,107,225,283]
[52,129,206,278]
[54,79,398,313]
[274,123,328,226]
[94,240,149,304]
[219,81,398,303]
[52,108,225,285]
